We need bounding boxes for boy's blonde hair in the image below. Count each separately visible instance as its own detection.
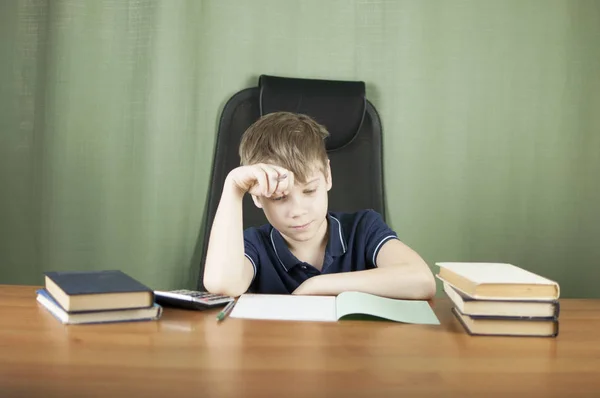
[239,112,329,183]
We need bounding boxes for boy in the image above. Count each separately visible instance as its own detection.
[203,112,436,299]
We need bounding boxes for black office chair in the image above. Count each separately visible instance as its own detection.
[197,75,386,290]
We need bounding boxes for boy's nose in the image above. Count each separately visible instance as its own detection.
[286,196,308,219]
[288,205,308,219]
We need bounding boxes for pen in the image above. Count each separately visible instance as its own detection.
[216,300,236,322]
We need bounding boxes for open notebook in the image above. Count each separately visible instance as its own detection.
[229,291,440,324]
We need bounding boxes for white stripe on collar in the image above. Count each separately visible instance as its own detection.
[330,216,347,253]
[269,228,288,271]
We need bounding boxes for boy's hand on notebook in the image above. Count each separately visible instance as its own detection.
[226,164,294,198]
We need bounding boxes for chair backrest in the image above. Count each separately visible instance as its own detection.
[197,75,386,289]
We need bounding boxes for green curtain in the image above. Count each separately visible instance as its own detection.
[0,0,209,289]
[1,0,599,297]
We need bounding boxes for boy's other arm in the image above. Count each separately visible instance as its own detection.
[292,239,436,300]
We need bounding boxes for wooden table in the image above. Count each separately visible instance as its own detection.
[0,285,599,398]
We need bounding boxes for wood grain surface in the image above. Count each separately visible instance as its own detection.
[1,285,599,398]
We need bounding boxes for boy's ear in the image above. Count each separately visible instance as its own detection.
[325,159,332,191]
[251,194,263,209]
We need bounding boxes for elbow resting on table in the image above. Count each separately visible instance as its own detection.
[203,274,247,298]
[416,270,437,300]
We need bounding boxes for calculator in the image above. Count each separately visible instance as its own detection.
[153,289,234,311]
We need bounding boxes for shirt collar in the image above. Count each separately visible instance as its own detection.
[270,213,347,272]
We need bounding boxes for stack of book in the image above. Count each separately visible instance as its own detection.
[36,270,162,325]
[436,262,560,337]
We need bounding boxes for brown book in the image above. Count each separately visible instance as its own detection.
[436,262,560,301]
[443,281,560,318]
[452,307,559,337]
[44,270,154,312]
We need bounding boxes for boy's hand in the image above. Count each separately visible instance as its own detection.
[226,163,294,198]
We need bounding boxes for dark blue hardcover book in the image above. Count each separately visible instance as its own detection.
[44,270,154,312]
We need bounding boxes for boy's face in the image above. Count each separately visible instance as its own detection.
[253,162,332,244]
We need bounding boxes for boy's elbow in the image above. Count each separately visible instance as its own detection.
[203,274,247,298]
[417,271,436,300]
[203,275,222,295]
[399,266,436,300]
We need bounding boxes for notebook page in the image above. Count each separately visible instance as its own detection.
[230,294,337,322]
[335,291,440,324]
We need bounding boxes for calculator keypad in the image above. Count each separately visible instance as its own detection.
[155,289,233,305]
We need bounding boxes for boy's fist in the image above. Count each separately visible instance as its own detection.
[227,163,294,198]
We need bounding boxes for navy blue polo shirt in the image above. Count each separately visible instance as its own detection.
[243,209,399,294]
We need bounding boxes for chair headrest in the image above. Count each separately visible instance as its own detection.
[259,75,366,150]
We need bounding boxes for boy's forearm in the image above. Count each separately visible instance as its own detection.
[293,265,436,300]
[203,179,248,295]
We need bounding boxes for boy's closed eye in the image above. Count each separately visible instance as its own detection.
[270,188,317,201]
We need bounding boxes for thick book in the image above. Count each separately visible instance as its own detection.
[36,289,162,325]
[44,270,154,312]
[435,262,560,300]
[443,281,560,318]
[452,307,559,337]
[229,291,440,324]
